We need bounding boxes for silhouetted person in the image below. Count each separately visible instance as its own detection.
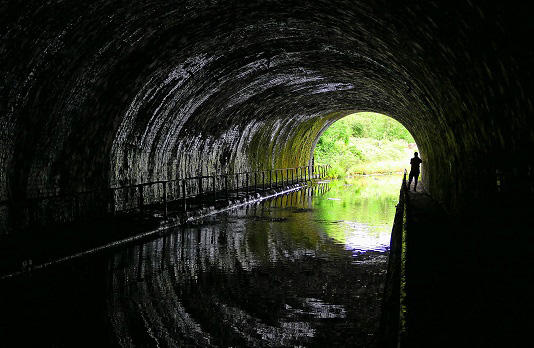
[408,152,422,191]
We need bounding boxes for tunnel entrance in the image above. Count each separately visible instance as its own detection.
[314,112,418,178]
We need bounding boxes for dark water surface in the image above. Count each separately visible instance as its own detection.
[0,176,401,347]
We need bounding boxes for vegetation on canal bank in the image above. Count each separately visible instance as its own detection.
[314,112,418,178]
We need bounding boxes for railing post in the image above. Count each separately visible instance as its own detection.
[246,173,249,196]
[225,175,229,200]
[286,168,289,187]
[213,176,217,205]
[275,170,278,189]
[236,174,239,197]
[163,182,168,218]
[182,180,187,212]
[198,177,203,207]
[254,172,258,193]
[138,184,144,214]
[262,171,265,191]
[269,170,272,189]
[292,168,295,184]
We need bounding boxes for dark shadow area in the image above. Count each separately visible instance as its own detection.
[380,176,534,347]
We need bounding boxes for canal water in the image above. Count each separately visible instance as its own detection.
[0,175,401,347]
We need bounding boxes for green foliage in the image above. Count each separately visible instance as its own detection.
[329,112,414,142]
[315,112,416,177]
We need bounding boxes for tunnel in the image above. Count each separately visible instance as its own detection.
[1,0,534,346]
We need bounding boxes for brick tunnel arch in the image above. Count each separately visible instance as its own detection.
[1,0,533,233]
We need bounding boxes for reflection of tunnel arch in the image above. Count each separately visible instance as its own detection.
[1,1,533,231]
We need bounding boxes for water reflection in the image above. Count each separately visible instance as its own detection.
[315,175,401,255]
[1,176,400,347]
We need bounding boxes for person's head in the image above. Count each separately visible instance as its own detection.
[414,152,419,157]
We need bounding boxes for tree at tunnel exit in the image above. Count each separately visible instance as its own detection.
[314,112,417,177]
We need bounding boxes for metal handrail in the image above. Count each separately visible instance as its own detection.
[1,164,330,223]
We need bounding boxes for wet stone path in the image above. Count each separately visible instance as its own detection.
[0,176,402,347]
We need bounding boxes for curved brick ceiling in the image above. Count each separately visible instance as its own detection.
[1,0,533,221]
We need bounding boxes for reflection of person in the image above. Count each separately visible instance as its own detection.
[408,152,422,191]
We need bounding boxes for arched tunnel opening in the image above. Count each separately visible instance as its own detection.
[312,111,418,178]
[1,1,534,346]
